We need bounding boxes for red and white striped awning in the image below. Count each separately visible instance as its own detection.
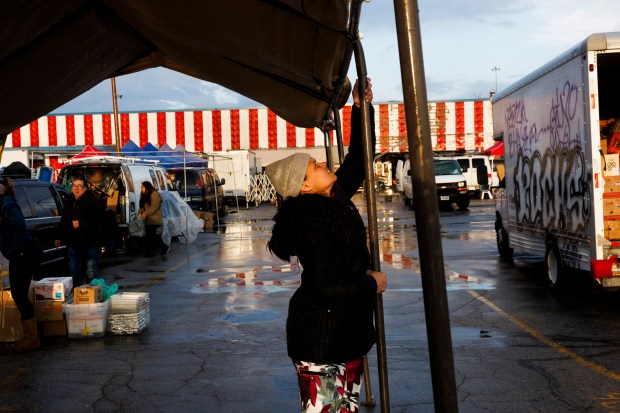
[7,100,493,154]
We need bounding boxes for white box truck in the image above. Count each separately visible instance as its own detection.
[493,32,620,289]
[208,150,261,205]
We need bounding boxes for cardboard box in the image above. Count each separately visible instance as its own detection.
[604,153,619,176]
[603,206,620,216]
[41,320,67,337]
[608,229,620,240]
[0,290,23,342]
[604,175,620,193]
[74,285,102,304]
[35,299,67,321]
[35,277,73,301]
[604,220,620,230]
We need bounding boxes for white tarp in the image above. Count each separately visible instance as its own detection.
[160,191,203,245]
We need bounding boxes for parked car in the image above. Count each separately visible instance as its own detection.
[7,179,71,279]
[402,157,469,210]
[167,167,226,215]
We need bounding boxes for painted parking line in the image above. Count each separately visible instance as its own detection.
[192,262,301,291]
[468,289,620,383]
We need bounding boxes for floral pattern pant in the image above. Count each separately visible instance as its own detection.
[293,357,364,413]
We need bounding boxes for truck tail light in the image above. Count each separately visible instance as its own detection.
[590,256,619,279]
[196,177,203,188]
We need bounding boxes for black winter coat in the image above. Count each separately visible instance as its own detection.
[58,190,101,247]
[268,105,377,364]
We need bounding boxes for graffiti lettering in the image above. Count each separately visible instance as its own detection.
[505,80,588,232]
[513,147,591,233]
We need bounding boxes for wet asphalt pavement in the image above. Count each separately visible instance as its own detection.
[2,192,620,412]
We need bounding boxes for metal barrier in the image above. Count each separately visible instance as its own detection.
[248,173,277,204]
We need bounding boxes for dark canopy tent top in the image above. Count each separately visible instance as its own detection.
[0,0,358,138]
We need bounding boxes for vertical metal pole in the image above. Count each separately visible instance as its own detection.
[393,0,459,411]
[353,40,390,413]
[111,78,121,156]
[323,129,334,171]
[333,109,345,165]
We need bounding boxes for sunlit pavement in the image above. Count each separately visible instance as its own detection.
[0,194,538,413]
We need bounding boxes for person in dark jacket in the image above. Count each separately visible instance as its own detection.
[0,177,41,352]
[54,178,101,287]
[266,79,387,413]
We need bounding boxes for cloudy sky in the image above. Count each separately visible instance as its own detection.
[52,0,620,114]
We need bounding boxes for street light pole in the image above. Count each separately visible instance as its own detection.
[492,66,500,93]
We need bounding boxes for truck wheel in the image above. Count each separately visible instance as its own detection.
[494,218,513,262]
[545,240,564,289]
[456,196,470,210]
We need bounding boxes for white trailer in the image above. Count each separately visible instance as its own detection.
[493,32,620,289]
[208,150,261,205]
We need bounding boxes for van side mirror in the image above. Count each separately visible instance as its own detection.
[407,170,411,176]
[461,166,468,172]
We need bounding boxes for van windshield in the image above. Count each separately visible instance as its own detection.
[434,159,462,176]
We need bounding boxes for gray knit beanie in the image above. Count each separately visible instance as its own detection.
[265,153,311,199]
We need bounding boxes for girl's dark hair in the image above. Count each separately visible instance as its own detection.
[0,177,16,197]
[140,181,156,207]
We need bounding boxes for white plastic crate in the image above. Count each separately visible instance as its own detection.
[62,300,109,338]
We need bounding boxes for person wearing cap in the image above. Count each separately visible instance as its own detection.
[0,177,41,352]
[266,79,387,413]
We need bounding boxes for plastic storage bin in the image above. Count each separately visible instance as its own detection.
[62,300,109,338]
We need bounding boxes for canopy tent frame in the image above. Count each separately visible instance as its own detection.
[0,1,460,410]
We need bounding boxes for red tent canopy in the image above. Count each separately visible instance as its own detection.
[482,141,504,156]
[69,145,109,160]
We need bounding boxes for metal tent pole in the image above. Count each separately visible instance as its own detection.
[353,40,390,413]
[393,0,458,411]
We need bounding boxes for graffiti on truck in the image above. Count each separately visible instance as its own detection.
[506,81,591,234]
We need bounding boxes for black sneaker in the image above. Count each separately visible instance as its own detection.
[160,245,170,256]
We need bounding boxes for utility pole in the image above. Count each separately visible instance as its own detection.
[492,66,500,93]
[111,77,122,155]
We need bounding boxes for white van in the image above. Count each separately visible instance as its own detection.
[57,156,170,245]
[402,156,469,210]
[453,154,497,193]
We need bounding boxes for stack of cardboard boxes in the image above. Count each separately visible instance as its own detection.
[603,153,620,240]
[34,277,73,336]
[194,210,215,231]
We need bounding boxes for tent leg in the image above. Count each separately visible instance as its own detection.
[353,40,390,413]
[361,355,375,405]
[393,0,459,411]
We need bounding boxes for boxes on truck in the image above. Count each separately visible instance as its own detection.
[492,32,620,289]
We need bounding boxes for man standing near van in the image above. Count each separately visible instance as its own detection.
[54,178,101,287]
